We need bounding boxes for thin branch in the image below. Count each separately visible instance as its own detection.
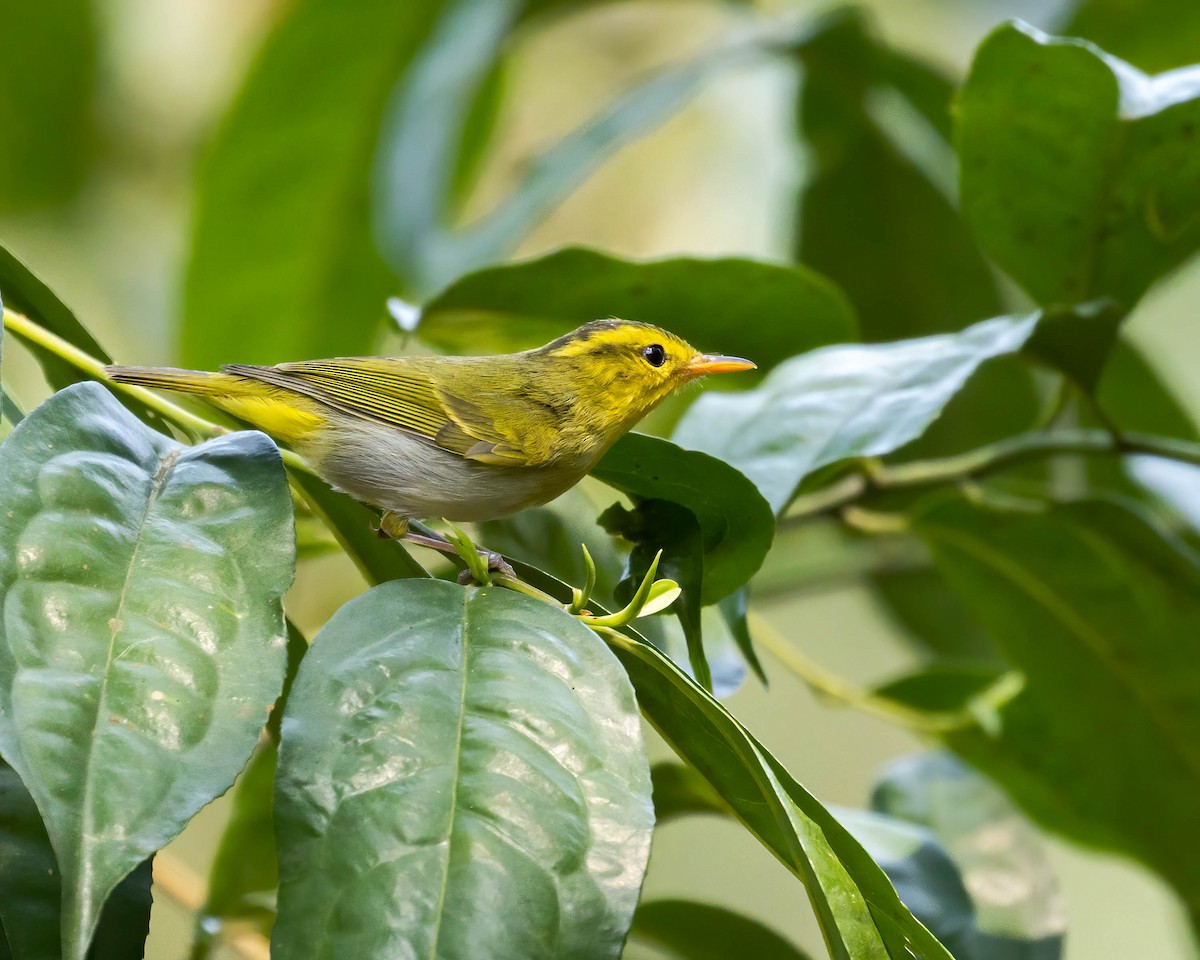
[784,429,1200,522]
[747,612,1021,734]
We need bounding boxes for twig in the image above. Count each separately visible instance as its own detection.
[783,429,1200,523]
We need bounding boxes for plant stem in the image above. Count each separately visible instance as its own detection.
[784,429,1200,522]
[747,612,1019,734]
[3,308,229,440]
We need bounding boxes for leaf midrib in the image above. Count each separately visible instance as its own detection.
[428,589,472,960]
[71,446,179,957]
[923,519,1200,782]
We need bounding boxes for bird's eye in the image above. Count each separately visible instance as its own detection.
[641,344,666,367]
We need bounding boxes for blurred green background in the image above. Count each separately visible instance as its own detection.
[4,0,1199,957]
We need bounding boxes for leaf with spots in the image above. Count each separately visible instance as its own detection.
[272,579,653,959]
[960,22,1200,313]
[0,382,294,960]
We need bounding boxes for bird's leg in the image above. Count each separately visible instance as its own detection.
[377,512,515,582]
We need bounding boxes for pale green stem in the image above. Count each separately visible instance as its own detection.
[748,611,1016,734]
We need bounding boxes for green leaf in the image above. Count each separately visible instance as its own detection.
[181,1,448,366]
[1023,299,1125,393]
[718,588,767,687]
[0,1,95,214]
[959,21,1200,312]
[870,568,1001,665]
[1062,0,1200,72]
[607,631,955,960]
[794,9,1002,340]
[832,807,979,959]
[650,762,726,824]
[416,248,856,368]
[873,753,1065,958]
[872,665,1012,714]
[914,495,1200,909]
[601,500,711,692]
[673,313,1040,513]
[594,433,775,604]
[628,899,815,960]
[273,579,653,958]
[0,383,294,959]
[287,466,429,584]
[199,743,279,936]
[0,764,153,960]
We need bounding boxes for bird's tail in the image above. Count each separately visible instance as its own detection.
[104,365,249,396]
[105,365,325,444]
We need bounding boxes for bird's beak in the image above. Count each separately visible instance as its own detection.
[687,354,757,376]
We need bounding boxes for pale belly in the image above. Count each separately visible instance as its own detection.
[301,420,588,522]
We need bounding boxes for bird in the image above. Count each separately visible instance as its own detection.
[106,318,755,572]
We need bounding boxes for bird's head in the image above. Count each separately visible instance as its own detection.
[537,318,755,431]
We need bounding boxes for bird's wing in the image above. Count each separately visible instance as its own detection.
[223,358,537,466]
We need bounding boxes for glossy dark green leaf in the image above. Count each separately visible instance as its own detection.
[287,466,429,584]
[673,313,1039,513]
[0,765,153,960]
[181,1,446,366]
[273,579,653,959]
[0,0,95,214]
[1062,0,1200,72]
[199,743,279,936]
[794,9,1002,340]
[628,899,815,960]
[650,762,726,824]
[416,248,856,368]
[915,495,1200,908]
[873,753,1065,958]
[607,632,955,960]
[594,433,775,604]
[960,22,1200,312]
[0,383,294,959]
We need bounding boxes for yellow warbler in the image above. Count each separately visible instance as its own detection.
[107,318,754,569]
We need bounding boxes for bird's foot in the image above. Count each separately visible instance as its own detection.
[375,511,410,540]
[457,552,516,585]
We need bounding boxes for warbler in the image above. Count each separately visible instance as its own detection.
[106,318,753,567]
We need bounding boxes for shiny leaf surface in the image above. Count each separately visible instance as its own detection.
[916,495,1200,909]
[0,383,294,959]
[960,22,1200,311]
[673,314,1039,513]
[273,579,653,959]
[594,433,775,604]
[417,248,855,368]
[608,631,954,960]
